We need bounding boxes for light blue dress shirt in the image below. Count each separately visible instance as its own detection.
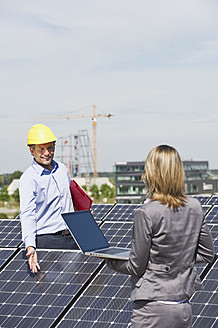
[19,159,74,249]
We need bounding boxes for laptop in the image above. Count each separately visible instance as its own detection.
[61,210,130,260]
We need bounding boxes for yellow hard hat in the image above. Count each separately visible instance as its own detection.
[27,124,57,146]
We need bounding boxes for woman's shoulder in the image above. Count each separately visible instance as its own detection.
[137,196,203,213]
[185,196,202,207]
[136,199,162,214]
[185,196,204,212]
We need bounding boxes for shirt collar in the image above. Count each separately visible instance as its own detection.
[32,159,58,175]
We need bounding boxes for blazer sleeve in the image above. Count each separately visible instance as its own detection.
[106,208,152,277]
[195,218,215,263]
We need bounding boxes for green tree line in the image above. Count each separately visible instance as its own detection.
[0,186,20,203]
[0,171,116,218]
[84,183,115,203]
[0,171,23,187]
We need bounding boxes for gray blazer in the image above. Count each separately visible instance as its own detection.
[106,197,215,302]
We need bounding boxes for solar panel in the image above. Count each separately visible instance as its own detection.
[0,249,102,328]
[202,205,211,215]
[0,249,17,270]
[0,219,22,248]
[56,265,132,328]
[194,262,208,276]
[205,206,218,224]
[207,196,218,206]
[208,224,218,255]
[103,204,139,222]
[91,204,115,221]
[101,221,133,248]
[191,258,218,328]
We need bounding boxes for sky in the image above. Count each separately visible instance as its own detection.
[1,0,218,174]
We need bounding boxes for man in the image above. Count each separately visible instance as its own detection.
[19,124,77,274]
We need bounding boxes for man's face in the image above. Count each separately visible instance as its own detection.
[29,142,55,170]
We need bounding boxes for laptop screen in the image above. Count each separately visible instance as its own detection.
[62,210,110,252]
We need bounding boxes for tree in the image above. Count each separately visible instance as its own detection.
[82,185,88,192]
[0,213,8,219]
[0,174,10,187]
[90,184,100,200]
[12,188,20,203]
[11,171,23,180]
[0,187,10,202]
[0,171,23,187]
[100,184,115,199]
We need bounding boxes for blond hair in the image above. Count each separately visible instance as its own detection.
[142,145,186,209]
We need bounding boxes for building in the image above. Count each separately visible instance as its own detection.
[115,161,146,204]
[7,179,19,195]
[183,161,218,194]
[115,160,218,204]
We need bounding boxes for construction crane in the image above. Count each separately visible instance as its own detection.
[33,105,113,178]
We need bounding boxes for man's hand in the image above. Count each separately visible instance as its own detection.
[26,246,40,273]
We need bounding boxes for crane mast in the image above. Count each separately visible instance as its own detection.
[92,105,98,177]
[33,105,113,178]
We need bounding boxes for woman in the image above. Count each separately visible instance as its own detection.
[106,145,215,328]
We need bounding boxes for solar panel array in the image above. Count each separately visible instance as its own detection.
[0,197,217,328]
[57,266,132,328]
[0,250,102,328]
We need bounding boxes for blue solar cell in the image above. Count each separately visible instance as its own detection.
[0,315,22,328]
[110,324,131,328]
[72,321,94,328]
[17,317,39,328]
[81,308,103,321]
[193,317,217,328]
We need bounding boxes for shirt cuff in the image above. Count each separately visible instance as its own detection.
[24,236,36,249]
